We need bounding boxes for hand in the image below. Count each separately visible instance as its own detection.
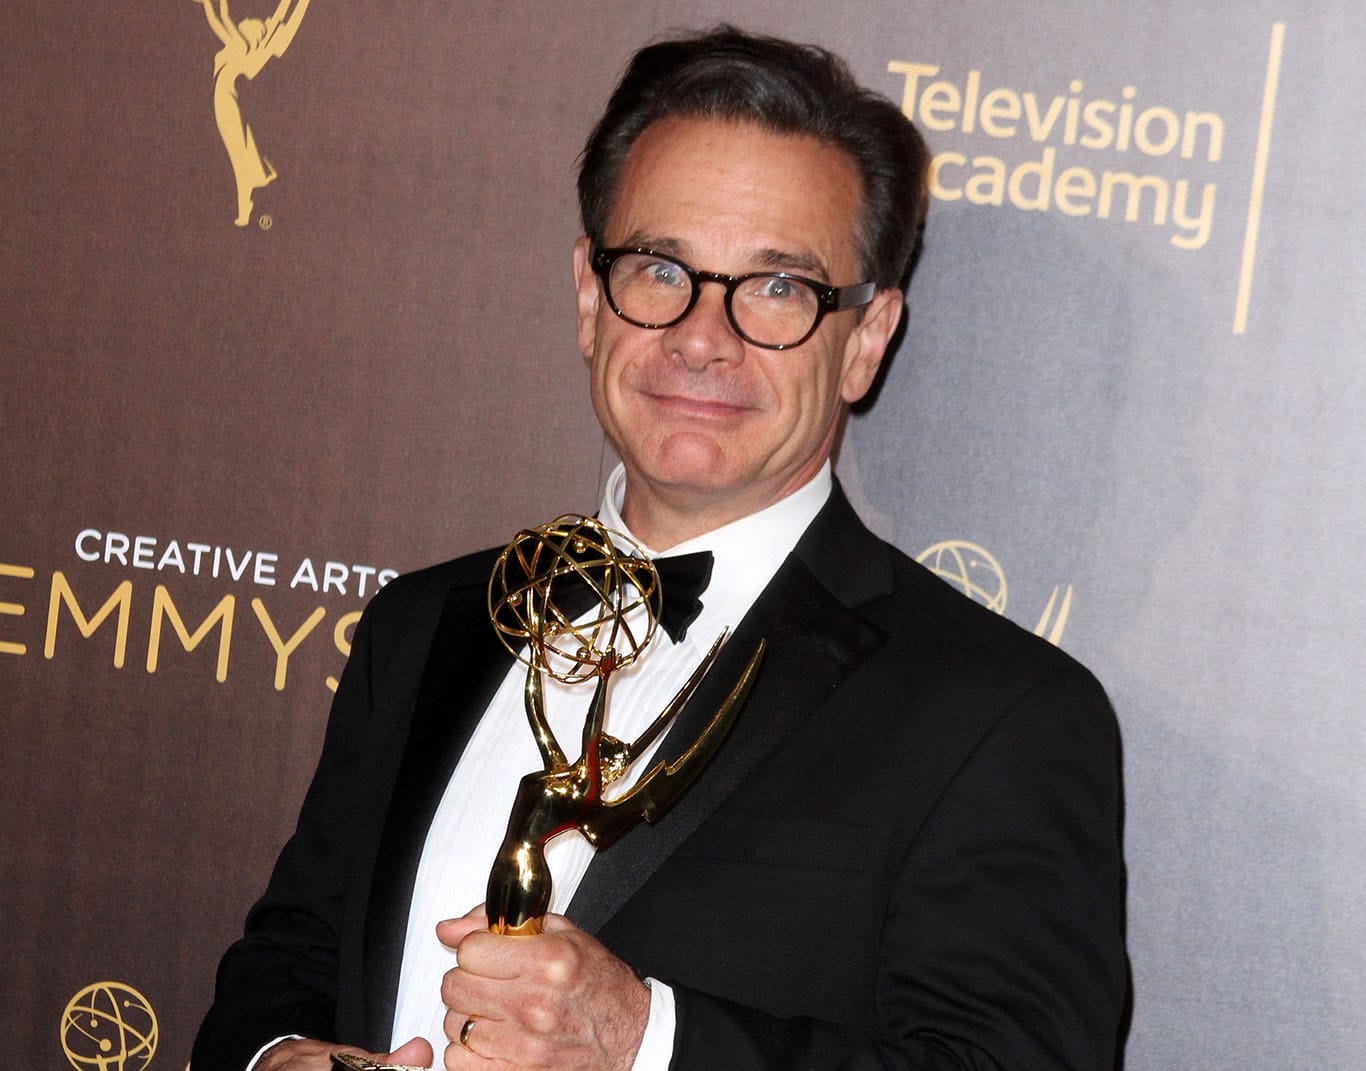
[258,1035,436,1071]
[437,906,651,1070]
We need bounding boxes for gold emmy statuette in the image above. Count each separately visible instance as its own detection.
[484,514,765,936]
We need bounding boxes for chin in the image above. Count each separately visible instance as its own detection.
[645,435,738,486]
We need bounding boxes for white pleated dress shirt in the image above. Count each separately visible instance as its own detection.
[384,462,832,1068]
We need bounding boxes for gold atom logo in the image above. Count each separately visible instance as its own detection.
[916,539,1073,645]
[489,514,660,684]
[60,981,159,1071]
[917,540,1008,613]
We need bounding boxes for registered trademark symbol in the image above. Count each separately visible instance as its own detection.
[258,214,273,231]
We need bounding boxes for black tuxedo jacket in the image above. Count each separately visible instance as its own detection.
[194,486,1126,1071]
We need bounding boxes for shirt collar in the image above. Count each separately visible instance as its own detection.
[597,462,832,651]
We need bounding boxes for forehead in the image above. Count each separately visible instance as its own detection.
[605,117,864,281]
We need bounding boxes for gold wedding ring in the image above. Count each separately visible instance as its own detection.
[458,1016,478,1050]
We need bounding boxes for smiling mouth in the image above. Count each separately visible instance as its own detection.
[644,390,754,418]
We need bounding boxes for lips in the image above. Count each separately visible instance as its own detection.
[625,364,761,416]
[643,389,755,418]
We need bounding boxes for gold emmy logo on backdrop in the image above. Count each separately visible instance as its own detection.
[193,0,312,227]
[482,514,764,936]
[917,539,1073,644]
[60,982,158,1071]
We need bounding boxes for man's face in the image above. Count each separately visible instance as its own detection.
[573,116,902,545]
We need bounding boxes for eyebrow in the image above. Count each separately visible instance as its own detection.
[616,233,833,282]
[751,247,830,281]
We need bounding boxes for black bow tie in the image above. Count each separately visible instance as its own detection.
[652,550,714,643]
[542,548,715,646]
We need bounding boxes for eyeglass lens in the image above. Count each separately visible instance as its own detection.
[606,252,822,347]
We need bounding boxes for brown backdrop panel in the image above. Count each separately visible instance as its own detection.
[3,2,1363,1069]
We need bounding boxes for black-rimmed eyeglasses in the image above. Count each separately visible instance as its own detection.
[590,247,876,350]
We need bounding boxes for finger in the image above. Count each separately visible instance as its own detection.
[539,912,579,935]
[383,1036,434,1068]
[440,1009,497,1070]
[435,906,489,949]
[445,928,534,980]
[442,1013,533,1069]
[441,952,521,1018]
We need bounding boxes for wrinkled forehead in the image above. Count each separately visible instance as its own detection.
[606,116,866,281]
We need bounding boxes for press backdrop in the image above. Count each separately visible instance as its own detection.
[4,3,1362,1068]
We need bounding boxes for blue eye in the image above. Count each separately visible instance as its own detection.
[748,275,807,302]
[642,261,687,288]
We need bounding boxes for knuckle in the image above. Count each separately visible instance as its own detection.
[523,993,560,1034]
[439,967,464,1006]
[541,940,581,985]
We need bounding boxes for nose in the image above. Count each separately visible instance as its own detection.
[660,280,746,370]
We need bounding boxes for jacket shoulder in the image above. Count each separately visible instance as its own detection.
[893,542,1102,675]
[364,546,502,618]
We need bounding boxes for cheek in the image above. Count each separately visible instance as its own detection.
[588,335,648,431]
[775,355,839,420]
[589,358,622,435]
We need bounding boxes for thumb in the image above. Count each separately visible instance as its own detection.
[383,1036,434,1068]
[436,903,489,948]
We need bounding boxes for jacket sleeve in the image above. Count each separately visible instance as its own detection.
[192,586,394,1071]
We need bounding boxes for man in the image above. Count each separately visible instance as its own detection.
[194,27,1126,1071]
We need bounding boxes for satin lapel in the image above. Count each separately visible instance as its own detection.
[566,547,886,935]
[360,577,513,1047]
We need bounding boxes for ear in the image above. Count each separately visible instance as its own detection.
[839,288,903,404]
[572,236,601,364]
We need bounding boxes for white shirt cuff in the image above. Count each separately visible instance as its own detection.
[628,979,677,1071]
[245,1035,303,1071]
